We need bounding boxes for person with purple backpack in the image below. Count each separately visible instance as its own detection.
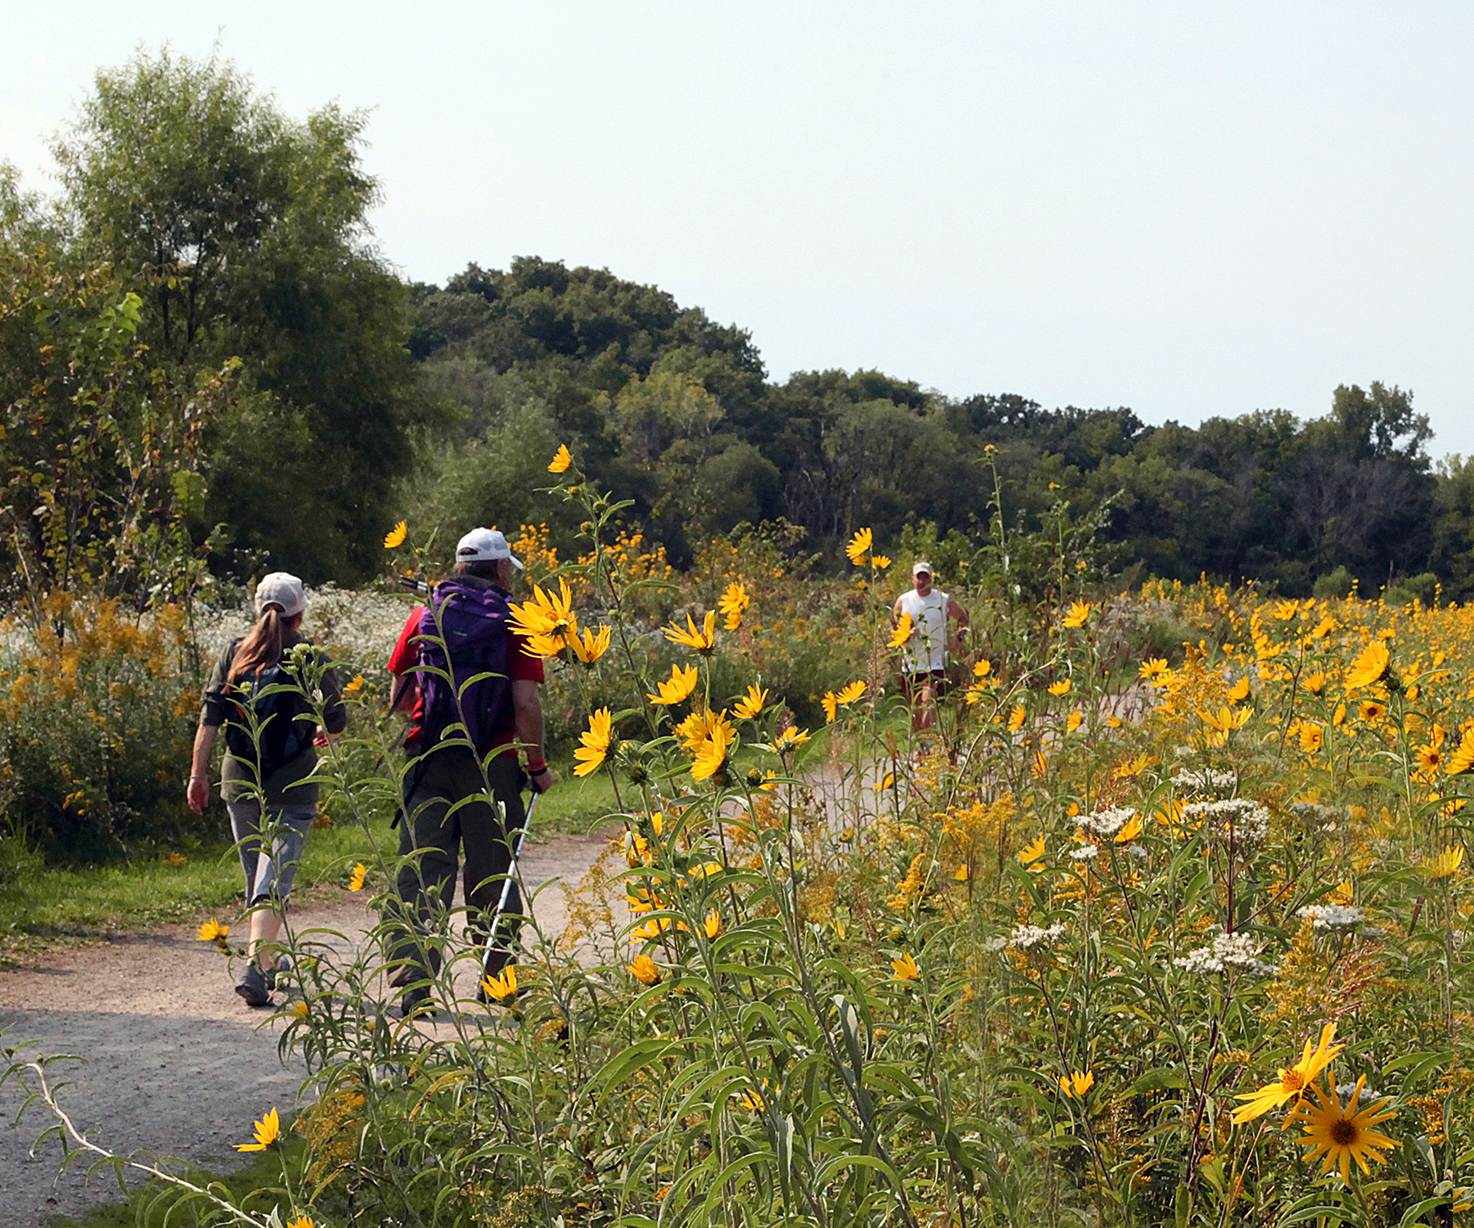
[385,528,557,1018]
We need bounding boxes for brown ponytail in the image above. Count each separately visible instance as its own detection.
[228,606,301,685]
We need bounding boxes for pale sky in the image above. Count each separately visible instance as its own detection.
[8,2,1473,455]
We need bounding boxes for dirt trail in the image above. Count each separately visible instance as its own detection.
[0,831,611,1226]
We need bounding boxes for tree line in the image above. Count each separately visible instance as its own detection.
[3,49,1469,608]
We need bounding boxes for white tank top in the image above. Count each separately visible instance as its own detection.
[896,588,949,673]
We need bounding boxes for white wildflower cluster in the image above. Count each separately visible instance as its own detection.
[1337,1081,1378,1101]
[1170,767,1237,794]
[1173,931,1278,977]
[198,585,416,672]
[1068,845,1101,863]
[1077,807,1135,838]
[1184,798,1270,846]
[1010,922,1067,952]
[1297,903,1366,931]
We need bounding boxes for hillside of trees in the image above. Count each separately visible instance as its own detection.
[4,48,1472,604]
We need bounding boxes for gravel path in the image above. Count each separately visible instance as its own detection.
[0,831,612,1226]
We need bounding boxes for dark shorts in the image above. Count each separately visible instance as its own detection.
[901,669,949,699]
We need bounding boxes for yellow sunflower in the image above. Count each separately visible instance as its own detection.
[1292,1076,1397,1181]
[573,708,614,777]
[663,610,718,653]
[1344,639,1390,690]
[1231,1023,1343,1124]
[647,663,699,706]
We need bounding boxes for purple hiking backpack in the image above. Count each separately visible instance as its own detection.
[414,578,513,755]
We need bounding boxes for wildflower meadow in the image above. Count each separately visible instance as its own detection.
[8,445,1474,1228]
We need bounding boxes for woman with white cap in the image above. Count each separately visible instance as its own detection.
[186,572,348,1007]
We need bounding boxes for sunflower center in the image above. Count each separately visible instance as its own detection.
[1282,1071,1306,1092]
[1330,1119,1358,1146]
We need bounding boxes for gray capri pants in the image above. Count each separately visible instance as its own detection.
[228,799,317,905]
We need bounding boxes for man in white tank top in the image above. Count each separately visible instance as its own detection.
[891,560,969,732]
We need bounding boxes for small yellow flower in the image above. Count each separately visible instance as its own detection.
[1065,709,1083,734]
[235,1106,281,1152]
[1018,836,1046,871]
[663,610,717,653]
[1058,1070,1095,1098]
[891,951,919,982]
[1062,601,1091,629]
[509,579,577,642]
[547,443,573,473]
[953,863,970,882]
[1007,705,1027,732]
[1114,814,1145,843]
[574,708,615,777]
[733,684,768,721]
[691,720,736,782]
[1139,658,1170,684]
[1227,676,1251,703]
[287,1217,315,1228]
[703,910,722,939]
[481,965,518,1001]
[718,581,750,631]
[1344,639,1390,690]
[775,725,810,750]
[1047,679,1072,697]
[870,553,892,570]
[1231,1023,1343,1123]
[629,954,660,985]
[973,658,992,678]
[846,527,873,565]
[1446,726,1474,775]
[196,918,229,944]
[1425,845,1465,880]
[738,1087,767,1112]
[889,612,914,649]
[835,679,866,706]
[291,1001,309,1022]
[348,863,367,892]
[647,663,699,706]
[343,673,365,694]
[383,520,408,549]
[568,624,612,665]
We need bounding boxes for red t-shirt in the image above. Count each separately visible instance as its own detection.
[387,605,544,748]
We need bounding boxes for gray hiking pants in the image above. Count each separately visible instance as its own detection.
[227,798,317,905]
[389,747,527,982]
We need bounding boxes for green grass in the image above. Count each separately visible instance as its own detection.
[43,1134,307,1228]
[0,762,619,955]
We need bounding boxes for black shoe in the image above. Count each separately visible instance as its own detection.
[235,962,271,1008]
[397,987,439,1020]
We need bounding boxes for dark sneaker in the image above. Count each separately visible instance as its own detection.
[235,961,271,1008]
[263,956,290,994]
[397,987,439,1020]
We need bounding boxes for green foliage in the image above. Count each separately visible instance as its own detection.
[1313,566,1356,600]
[53,48,426,583]
[0,246,236,618]
[0,599,200,862]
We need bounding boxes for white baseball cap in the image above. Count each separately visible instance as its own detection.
[912,560,934,577]
[456,527,523,570]
[254,571,308,617]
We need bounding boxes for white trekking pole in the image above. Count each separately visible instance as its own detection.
[481,791,538,979]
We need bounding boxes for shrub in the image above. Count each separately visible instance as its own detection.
[0,596,200,861]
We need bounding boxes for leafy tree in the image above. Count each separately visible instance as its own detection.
[0,242,237,629]
[54,49,422,581]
